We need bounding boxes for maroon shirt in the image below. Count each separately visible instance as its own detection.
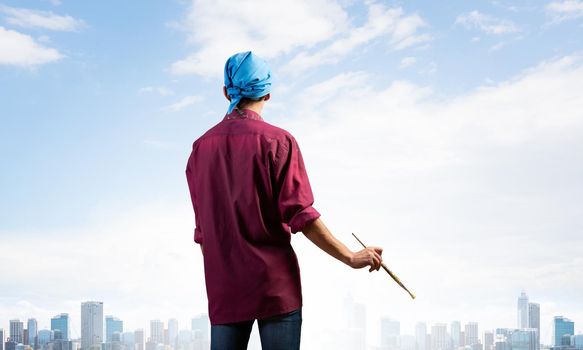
[185,108,320,325]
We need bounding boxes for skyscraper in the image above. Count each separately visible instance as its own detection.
[416,323,427,350]
[451,321,461,349]
[134,329,144,350]
[553,316,575,347]
[510,329,537,350]
[27,319,37,349]
[1,328,5,350]
[465,322,479,346]
[81,301,103,350]
[105,316,123,343]
[37,330,53,348]
[191,314,210,350]
[431,323,448,350]
[528,303,540,350]
[381,318,400,350]
[51,314,69,341]
[149,320,164,345]
[484,331,494,350]
[167,319,178,347]
[517,292,529,329]
[9,320,24,344]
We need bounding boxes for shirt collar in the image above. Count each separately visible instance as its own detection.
[223,108,263,122]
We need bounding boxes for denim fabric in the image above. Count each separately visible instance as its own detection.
[211,308,302,350]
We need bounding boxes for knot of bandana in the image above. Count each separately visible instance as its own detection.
[224,51,272,114]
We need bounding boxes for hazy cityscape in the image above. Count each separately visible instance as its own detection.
[1,292,581,350]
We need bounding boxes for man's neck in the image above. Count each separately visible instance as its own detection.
[238,101,264,115]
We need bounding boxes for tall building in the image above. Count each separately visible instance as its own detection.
[416,323,427,350]
[451,321,461,349]
[134,329,144,350]
[51,314,69,341]
[510,329,537,350]
[553,316,574,347]
[167,319,178,347]
[81,301,103,350]
[27,319,38,349]
[527,303,540,350]
[121,332,134,350]
[149,321,164,345]
[191,315,210,350]
[380,318,400,350]
[343,295,367,350]
[517,292,529,329]
[572,334,583,350]
[431,323,448,350]
[105,316,123,343]
[465,323,479,346]
[10,320,24,344]
[1,328,4,350]
[37,330,53,348]
[484,331,494,350]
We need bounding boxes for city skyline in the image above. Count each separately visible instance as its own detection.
[1,292,581,350]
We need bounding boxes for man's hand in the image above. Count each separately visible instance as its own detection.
[302,218,384,272]
[348,247,383,272]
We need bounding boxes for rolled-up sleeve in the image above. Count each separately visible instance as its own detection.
[275,136,321,233]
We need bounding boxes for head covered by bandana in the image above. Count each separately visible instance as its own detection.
[224,51,272,114]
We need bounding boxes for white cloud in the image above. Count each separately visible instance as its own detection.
[170,0,348,77]
[545,0,583,22]
[139,86,174,96]
[399,56,417,69]
[171,1,430,77]
[0,5,85,31]
[161,95,204,112]
[282,3,430,73]
[456,10,520,34]
[0,26,62,67]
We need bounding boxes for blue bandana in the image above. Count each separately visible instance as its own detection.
[224,51,272,114]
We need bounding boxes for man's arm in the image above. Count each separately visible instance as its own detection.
[302,217,383,272]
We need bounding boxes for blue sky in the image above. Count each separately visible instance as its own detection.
[1,1,583,349]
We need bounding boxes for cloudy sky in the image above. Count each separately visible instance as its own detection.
[1,0,583,348]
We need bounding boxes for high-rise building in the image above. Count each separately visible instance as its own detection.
[10,320,24,344]
[134,329,144,350]
[416,323,427,350]
[528,303,540,350]
[121,332,134,350]
[572,334,583,350]
[553,316,574,347]
[37,330,53,348]
[105,316,123,343]
[451,321,461,349]
[484,331,494,350]
[51,314,69,341]
[431,323,448,350]
[510,329,537,350]
[1,328,5,350]
[465,323,479,346]
[191,314,210,350]
[380,318,400,350]
[27,319,37,349]
[149,321,164,345]
[343,295,366,350]
[81,301,103,350]
[517,292,529,329]
[23,330,28,346]
[167,319,178,347]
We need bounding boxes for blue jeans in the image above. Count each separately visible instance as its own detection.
[210,308,302,350]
